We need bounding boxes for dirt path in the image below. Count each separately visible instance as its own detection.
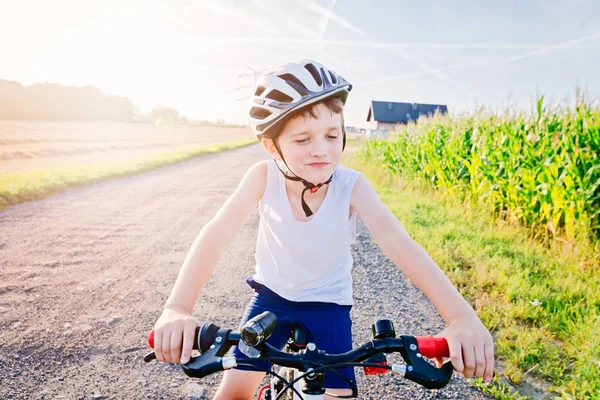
[0,144,490,399]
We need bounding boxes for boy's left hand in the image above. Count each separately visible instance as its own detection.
[433,314,494,382]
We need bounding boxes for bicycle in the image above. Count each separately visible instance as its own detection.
[144,311,453,399]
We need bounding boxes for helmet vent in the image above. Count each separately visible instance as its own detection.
[265,89,293,103]
[278,73,308,92]
[250,107,272,120]
[304,63,322,86]
[254,86,266,96]
[330,72,337,84]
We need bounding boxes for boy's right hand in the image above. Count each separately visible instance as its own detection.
[153,307,202,364]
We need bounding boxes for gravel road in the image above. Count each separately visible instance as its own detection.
[0,143,491,399]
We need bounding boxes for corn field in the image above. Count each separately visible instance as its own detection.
[361,96,600,245]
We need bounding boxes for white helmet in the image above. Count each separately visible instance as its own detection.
[248,59,352,138]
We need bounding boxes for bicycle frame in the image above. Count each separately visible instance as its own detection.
[262,326,349,400]
[270,366,312,400]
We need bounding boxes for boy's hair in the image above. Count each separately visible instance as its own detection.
[258,95,345,143]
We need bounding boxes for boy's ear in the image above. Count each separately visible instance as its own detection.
[261,137,282,160]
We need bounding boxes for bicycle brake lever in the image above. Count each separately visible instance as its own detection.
[143,352,157,362]
[181,328,234,378]
[398,335,453,389]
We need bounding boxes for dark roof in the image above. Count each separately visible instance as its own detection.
[366,101,448,123]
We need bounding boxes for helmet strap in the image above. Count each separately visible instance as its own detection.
[272,141,333,218]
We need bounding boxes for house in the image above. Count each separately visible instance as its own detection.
[366,100,448,139]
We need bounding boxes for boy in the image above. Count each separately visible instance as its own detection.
[152,59,494,399]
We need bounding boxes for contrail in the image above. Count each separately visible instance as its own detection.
[362,60,474,86]
[298,0,367,37]
[203,2,304,54]
[250,0,317,38]
[320,52,357,70]
[318,0,338,62]
[501,32,600,62]
[179,34,600,50]
[380,45,464,91]
[363,32,600,86]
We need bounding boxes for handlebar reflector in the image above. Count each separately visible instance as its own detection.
[363,352,388,375]
[364,362,388,375]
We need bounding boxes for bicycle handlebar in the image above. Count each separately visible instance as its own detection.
[145,314,453,390]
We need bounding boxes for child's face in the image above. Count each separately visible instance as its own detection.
[263,103,343,184]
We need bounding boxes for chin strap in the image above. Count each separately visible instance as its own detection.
[272,143,333,217]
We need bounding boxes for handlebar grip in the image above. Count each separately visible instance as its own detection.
[148,330,154,348]
[148,328,201,350]
[415,335,449,359]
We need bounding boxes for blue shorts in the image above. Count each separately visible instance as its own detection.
[232,277,355,389]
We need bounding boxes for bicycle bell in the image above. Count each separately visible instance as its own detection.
[372,319,396,339]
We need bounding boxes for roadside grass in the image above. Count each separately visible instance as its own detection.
[0,139,257,210]
[343,146,600,400]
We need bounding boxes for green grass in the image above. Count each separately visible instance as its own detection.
[344,150,600,399]
[0,139,257,210]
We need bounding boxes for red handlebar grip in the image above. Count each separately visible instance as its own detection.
[147,328,201,350]
[148,330,155,349]
[416,335,449,359]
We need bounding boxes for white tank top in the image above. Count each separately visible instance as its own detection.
[252,159,362,305]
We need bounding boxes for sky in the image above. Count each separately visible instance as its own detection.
[1,0,599,127]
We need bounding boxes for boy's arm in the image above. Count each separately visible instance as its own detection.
[163,160,267,315]
[351,174,494,381]
[350,174,474,323]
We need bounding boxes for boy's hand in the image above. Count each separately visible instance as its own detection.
[153,307,202,364]
[433,314,494,382]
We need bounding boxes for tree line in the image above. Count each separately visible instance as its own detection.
[0,79,246,126]
[0,79,140,121]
